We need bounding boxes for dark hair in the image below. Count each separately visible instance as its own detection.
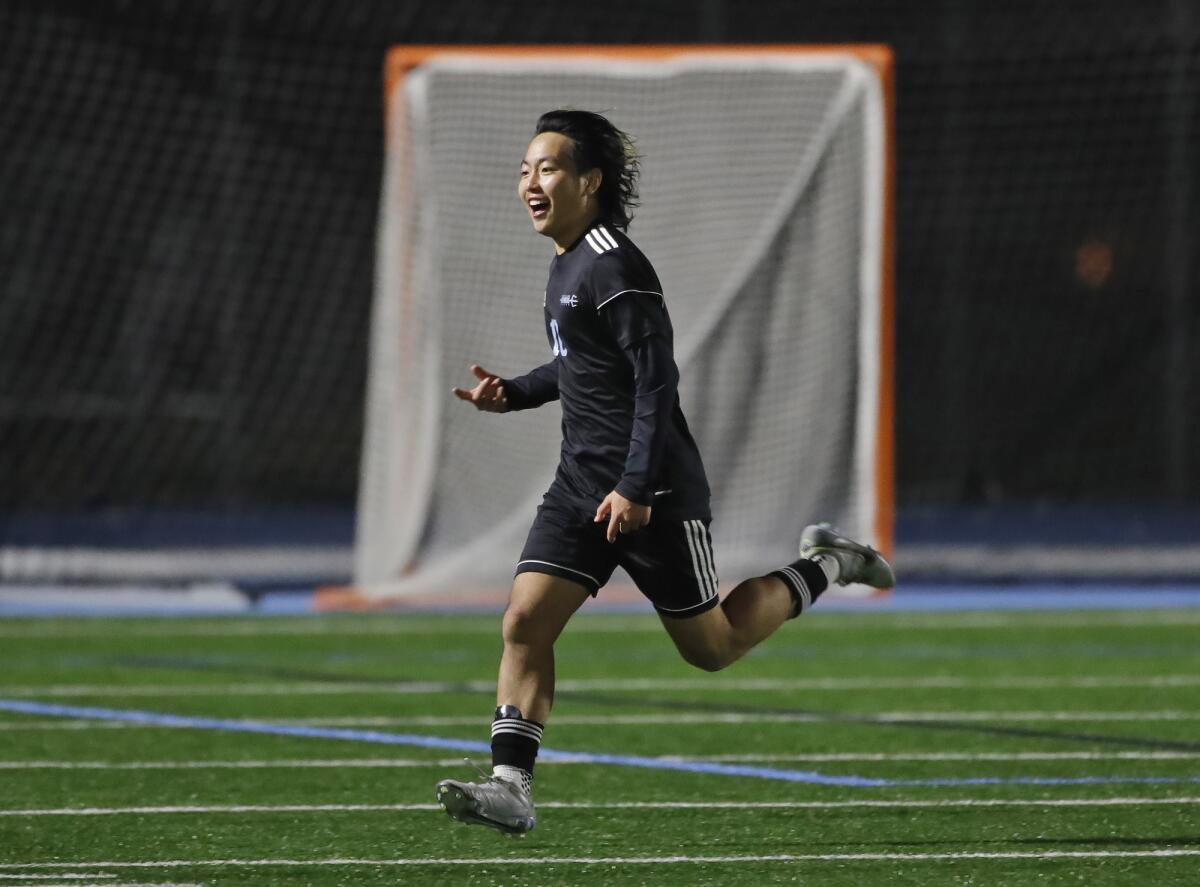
[535,109,640,231]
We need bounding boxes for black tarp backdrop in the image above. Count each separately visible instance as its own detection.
[1,0,1197,517]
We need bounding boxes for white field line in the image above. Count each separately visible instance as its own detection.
[0,620,659,638]
[3,750,1199,770]
[1,610,1198,639]
[2,673,1198,697]
[0,723,133,732]
[679,751,1200,761]
[567,675,1200,690]
[873,611,1200,630]
[3,850,1200,868]
[0,878,117,882]
[0,681,477,697]
[278,711,1200,725]
[5,798,1200,817]
[3,711,1199,731]
[0,758,473,770]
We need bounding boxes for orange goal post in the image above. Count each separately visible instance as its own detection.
[349,44,894,604]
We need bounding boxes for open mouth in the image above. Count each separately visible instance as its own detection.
[529,198,549,220]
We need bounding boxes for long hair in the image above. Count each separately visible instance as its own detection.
[535,109,640,231]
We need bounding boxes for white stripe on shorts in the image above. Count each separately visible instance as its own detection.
[697,522,719,597]
[682,520,709,600]
[684,520,718,601]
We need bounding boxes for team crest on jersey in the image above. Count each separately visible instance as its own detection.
[559,294,578,308]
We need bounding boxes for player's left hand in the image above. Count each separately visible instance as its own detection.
[594,491,651,543]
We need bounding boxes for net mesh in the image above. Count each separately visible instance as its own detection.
[7,2,1192,588]
[357,51,890,594]
[1,8,375,513]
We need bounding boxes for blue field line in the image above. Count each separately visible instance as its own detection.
[0,699,491,755]
[538,748,887,786]
[5,698,1200,789]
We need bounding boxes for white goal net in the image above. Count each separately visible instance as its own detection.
[358,47,893,597]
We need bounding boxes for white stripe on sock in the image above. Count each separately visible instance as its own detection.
[491,727,542,742]
[491,721,543,742]
[780,567,811,612]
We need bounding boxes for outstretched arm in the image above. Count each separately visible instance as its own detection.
[451,361,560,412]
[501,360,560,411]
[451,364,510,412]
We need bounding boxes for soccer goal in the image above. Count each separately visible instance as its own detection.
[355,45,895,599]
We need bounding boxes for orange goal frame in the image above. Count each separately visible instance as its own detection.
[322,45,896,611]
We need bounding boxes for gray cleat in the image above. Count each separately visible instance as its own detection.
[436,774,536,836]
[800,522,895,588]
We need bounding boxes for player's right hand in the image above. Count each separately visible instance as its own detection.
[451,364,509,413]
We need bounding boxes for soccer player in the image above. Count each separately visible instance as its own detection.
[436,110,893,835]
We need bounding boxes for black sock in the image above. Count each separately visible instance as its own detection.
[769,557,830,619]
[491,704,543,791]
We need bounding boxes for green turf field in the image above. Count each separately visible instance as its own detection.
[1,608,1198,885]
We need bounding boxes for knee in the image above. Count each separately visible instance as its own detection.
[677,643,733,673]
[501,601,548,649]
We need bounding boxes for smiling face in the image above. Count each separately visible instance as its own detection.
[518,131,601,253]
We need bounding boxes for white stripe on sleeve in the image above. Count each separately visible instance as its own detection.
[596,225,619,249]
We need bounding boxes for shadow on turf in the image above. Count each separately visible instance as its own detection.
[102,652,1200,754]
[799,837,1200,850]
[550,689,1200,754]
[1008,837,1200,848]
[105,654,489,696]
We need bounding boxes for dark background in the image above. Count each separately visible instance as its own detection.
[2,0,1197,532]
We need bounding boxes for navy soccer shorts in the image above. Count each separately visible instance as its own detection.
[515,493,720,618]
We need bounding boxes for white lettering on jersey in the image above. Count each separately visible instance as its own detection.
[550,318,568,357]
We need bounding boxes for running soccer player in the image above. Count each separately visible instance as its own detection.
[436,110,894,835]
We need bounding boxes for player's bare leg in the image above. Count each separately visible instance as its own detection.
[437,571,589,834]
[660,523,894,672]
[659,575,793,672]
[495,571,591,722]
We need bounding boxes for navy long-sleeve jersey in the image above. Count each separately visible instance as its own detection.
[503,221,711,519]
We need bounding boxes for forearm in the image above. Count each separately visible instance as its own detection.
[502,360,560,411]
[615,336,677,505]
